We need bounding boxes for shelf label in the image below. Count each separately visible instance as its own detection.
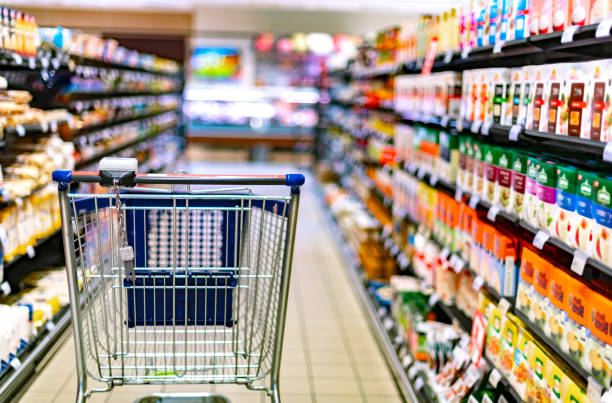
[39,120,49,133]
[402,354,413,368]
[414,377,425,391]
[561,25,579,43]
[51,58,60,70]
[570,249,589,276]
[498,298,512,315]
[398,253,410,269]
[408,364,420,380]
[493,40,506,54]
[455,188,464,202]
[444,50,454,64]
[471,120,482,133]
[50,120,58,133]
[487,205,500,222]
[45,320,55,331]
[429,293,440,306]
[489,368,502,387]
[603,142,612,162]
[26,245,35,258]
[441,115,450,127]
[0,281,10,296]
[417,167,426,180]
[461,47,472,59]
[532,230,550,249]
[390,244,400,257]
[587,377,603,403]
[384,317,395,331]
[509,125,521,141]
[378,307,387,318]
[41,57,49,70]
[440,247,450,261]
[450,254,465,273]
[469,195,481,210]
[10,357,21,370]
[596,18,612,38]
[429,174,439,187]
[395,336,405,347]
[28,57,36,69]
[481,121,493,135]
[16,125,25,137]
[384,238,393,250]
[14,197,22,208]
[473,275,485,291]
[12,53,22,65]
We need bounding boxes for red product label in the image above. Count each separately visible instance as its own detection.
[535,99,545,106]
[570,101,587,109]
[569,294,585,321]
[593,101,605,110]
[486,164,498,182]
[498,168,512,187]
[517,9,529,16]
[512,172,526,194]
[459,153,466,170]
[550,99,562,107]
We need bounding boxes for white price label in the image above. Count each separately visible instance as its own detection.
[571,249,589,276]
[481,121,493,135]
[455,188,464,202]
[39,120,49,133]
[0,281,10,296]
[444,50,454,64]
[450,254,465,273]
[493,40,506,54]
[399,253,410,269]
[12,53,23,65]
[28,57,36,69]
[382,225,392,239]
[532,230,550,249]
[587,377,603,403]
[0,225,8,248]
[50,120,58,133]
[509,125,521,141]
[51,58,60,70]
[408,365,420,380]
[10,357,22,370]
[378,307,387,317]
[441,115,450,127]
[41,57,49,69]
[14,197,22,207]
[414,377,425,391]
[384,317,395,331]
[561,25,580,43]
[16,125,25,137]
[473,275,485,291]
[596,18,612,37]
[429,293,440,306]
[461,47,472,59]
[417,167,426,180]
[471,120,482,133]
[402,354,413,368]
[429,174,439,187]
[603,142,612,162]
[440,247,450,261]
[384,238,393,250]
[395,336,405,346]
[489,368,502,387]
[26,245,35,258]
[498,298,512,315]
[487,205,501,222]
[390,244,400,257]
[469,195,481,210]
[45,320,56,331]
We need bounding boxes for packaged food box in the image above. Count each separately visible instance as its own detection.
[465,139,476,192]
[547,359,564,402]
[523,156,541,226]
[563,277,588,365]
[519,66,534,127]
[536,160,557,233]
[471,218,484,276]
[553,0,571,31]
[571,0,590,25]
[458,137,468,189]
[500,313,519,376]
[491,230,517,297]
[485,304,504,368]
[528,65,550,132]
[489,0,501,45]
[497,148,514,211]
[499,0,513,41]
[511,151,527,217]
[532,258,551,331]
[539,0,554,34]
[546,265,571,347]
[546,64,566,135]
[508,68,523,126]
[462,206,477,263]
[555,165,578,247]
[575,171,598,256]
[481,223,496,283]
[484,145,500,204]
[511,326,533,398]
[590,0,610,23]
[587,291,612,388]
[566,63,591,138]
[473,141,486,197]
[587,59,611,142]
[517,247,537,319]
[531,0,544,36]
[593,177,612,265]
[476,0,489,47]
[526,339,550,402]
[515,0,530,39]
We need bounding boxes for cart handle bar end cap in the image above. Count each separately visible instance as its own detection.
[52,170,72,191]
[99,157,138,187]
[286,174,305,194]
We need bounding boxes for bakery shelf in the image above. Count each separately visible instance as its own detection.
[3,118,71,137]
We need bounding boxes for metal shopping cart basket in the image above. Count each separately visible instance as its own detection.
[52,158,304,403]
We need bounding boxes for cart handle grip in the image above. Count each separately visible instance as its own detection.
[53,170,305,190]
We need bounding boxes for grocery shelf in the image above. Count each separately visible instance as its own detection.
[72,108,179,138]
[75,123,179,168]
[61,90,182,101]
[3,118,71,138]
[481,355,523,403]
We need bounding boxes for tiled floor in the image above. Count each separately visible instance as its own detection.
[16,161,404,403]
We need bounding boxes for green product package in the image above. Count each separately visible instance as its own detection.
[575,171,599,255]
[536,161,557,231]
[511,151,527,217]
[524,156,541,225]
[497,149,514,210]
[555,165,578,243]
[484,145,500,203]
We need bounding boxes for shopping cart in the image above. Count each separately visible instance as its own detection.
[52,158,304,403]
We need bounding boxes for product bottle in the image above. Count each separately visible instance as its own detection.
[515,0,530,39]
[489,0,500,45]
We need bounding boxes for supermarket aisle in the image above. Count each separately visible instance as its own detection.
[17,161,403,403]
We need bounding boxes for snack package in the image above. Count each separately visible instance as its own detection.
[555,165,578,247]
[476,0,490,47]
[471,218,484,277]
[593,177,612,265]
[546,265,571,347]
[500,314,519,376]
[517,247,537,318]
[511,151,527,217]
[481,223,496,283]
[515,0,531,39]
[499,0,513,41]
[587,59,610,142]
[571,0,590,25]
[497,148,514,212]
[491,69,511,124]
[531,0,543,36]
[484,145,499,204]
[491,231,517,297]
[575,171,598,256]
[519,66,534,127]
[566,63,591,138]
[532,258,550,331]
[474,141,486,197]
[553,0,571,31]
[563,277,588,364]
[536,161,557,234]
[511,327,533,398]
[528,65,550,132]
[489,0,501,45]
[523,157,540,227]
[465,139,476,192]
[526,341,549,402]
[462,207,477,263]
[485,304,504,368]
[587,291,612,388]
[547,359,564,402]
[539,0,554,33]
[508,68,523,125]
[590,0,610,22]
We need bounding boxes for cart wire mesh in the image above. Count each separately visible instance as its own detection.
[68,192,291,388]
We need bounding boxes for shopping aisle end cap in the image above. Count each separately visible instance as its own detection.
[286,174,306,186]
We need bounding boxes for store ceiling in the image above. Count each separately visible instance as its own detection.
[13,0,458,13]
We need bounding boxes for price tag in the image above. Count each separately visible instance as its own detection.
[382,225,392,239]
[473,275,485,291]
[509,125,521,141]
[0,225,8,248]
[587,377,603,403]
[429,174,439,187]
[469,195,481,210]
[26,245,35,258]
[50,120,58,133]
[444,50,454,64]
[45,320,55,331]
[440,247,450,261]
[10,357,22,370]
[561,25,579,43]
[455,188,463,202]
[384,317,395,331]
[41,57,49,70]
[471,120,482,133]
[384,238,393,250]
[414,377,425,391]
[16,125,25,137]
[28,57,36,69]
[571,249,589,276]
[487,205,500,222]
[481,121,493,135]
[395,336,405,347]
[493,40,506,54]
[603,142,612,162]
[51,58,60,70]
[461,47,472,59]
[450,254,465,273]
[596,18,612,37]
[441,115,450,127]
[498,298,512,315]
[402,354,413,368]
[0,281,10,296]
[429,293,440,306]
[12,53,23,65]
[532,230,550,249]
[417,167,426,180]
[391,244,400,257]
[408,365,420,380]
[398,253,410,269]
[14,197,22,208]
[378,307,387,317]
[489,368,502,387]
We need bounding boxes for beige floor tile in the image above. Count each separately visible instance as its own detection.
[17,391,58,403]
[308,351,352,366]
[276,377,312,395]
[279,363,309,379]
[310,363,355,378]
[53,391,109,402]
[360,378,398,396]
[365,395,404,403]
[278,394,312,403]
[356,363,393,380]
[162,384,215,393]
[313,378,360,395]
[316,394,364,403]
[219,392,265,403]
